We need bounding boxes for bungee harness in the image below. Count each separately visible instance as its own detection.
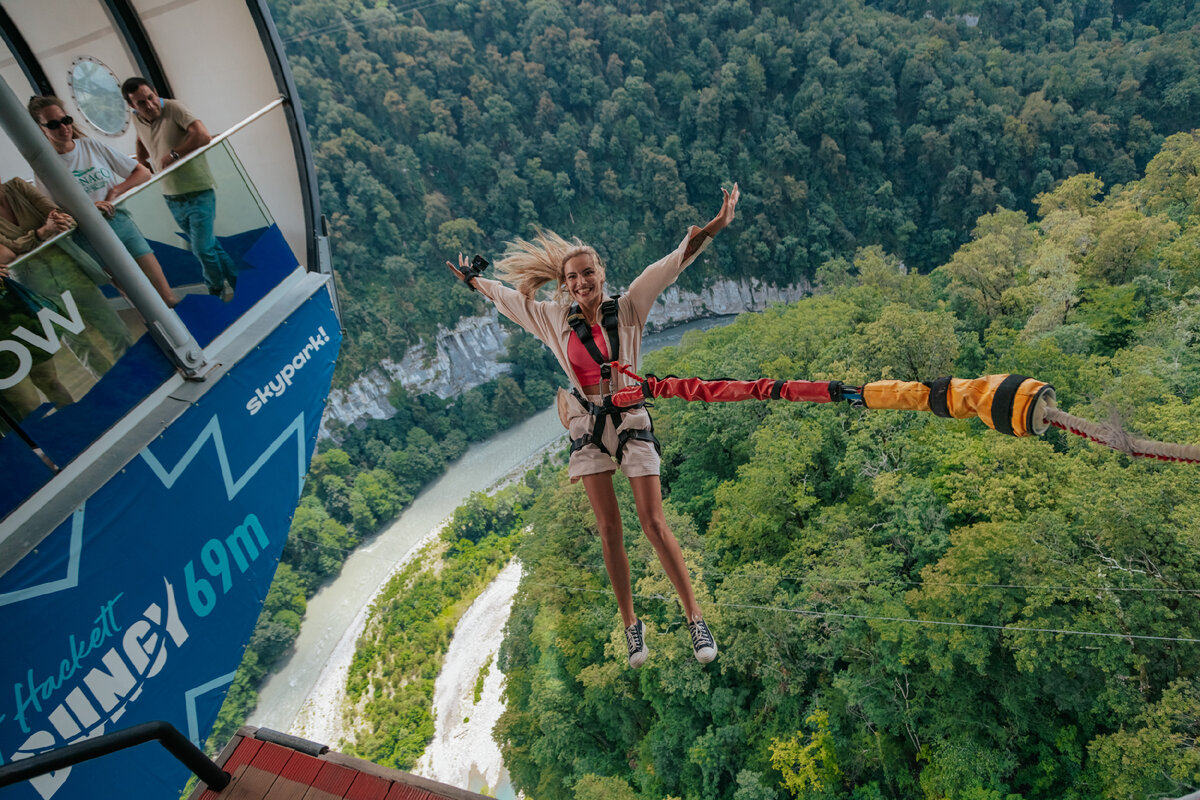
[566,297,660,463]
[605,362,1200,464]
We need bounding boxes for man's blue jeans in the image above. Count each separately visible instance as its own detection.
[165,189,238,294]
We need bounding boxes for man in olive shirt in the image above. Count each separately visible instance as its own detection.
[122,77,238,299]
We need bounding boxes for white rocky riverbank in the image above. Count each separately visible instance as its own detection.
[414,560,524,798]
[288,527,443,747]
[289,546,526,800]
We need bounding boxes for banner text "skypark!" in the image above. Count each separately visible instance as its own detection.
[245,327,331,415]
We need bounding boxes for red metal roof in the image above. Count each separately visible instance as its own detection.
[189,727,490,800]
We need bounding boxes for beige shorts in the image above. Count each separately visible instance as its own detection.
[566,393,660,481]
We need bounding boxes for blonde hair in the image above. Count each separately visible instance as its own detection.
[27,96,86,139]
[495,228,606,301]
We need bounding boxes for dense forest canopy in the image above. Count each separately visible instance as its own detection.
[494,133,1200,799]
[266,0,1200,380]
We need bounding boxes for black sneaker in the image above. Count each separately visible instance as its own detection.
[625,618,648,667]
[689,618,717,663]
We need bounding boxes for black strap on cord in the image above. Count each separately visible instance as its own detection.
[924,376,953,418]
[990,374,1030,436]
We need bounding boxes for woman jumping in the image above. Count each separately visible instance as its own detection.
[447,183,739,667]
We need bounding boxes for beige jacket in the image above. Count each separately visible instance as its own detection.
[473,230,711,398]
[0,178,58,255]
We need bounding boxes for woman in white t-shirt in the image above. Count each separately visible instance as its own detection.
[27,96,177,307]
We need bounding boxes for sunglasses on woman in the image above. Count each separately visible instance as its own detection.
[40,116,73,130]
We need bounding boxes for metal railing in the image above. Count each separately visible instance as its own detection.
[0,720,230,792]
[6,96,286,271]
[118,97,285,206]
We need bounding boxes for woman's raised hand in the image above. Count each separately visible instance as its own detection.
[705,182,740,234]
[445,252,470,285]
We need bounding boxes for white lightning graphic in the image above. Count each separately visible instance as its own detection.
[138,413,308,499]
[2,412,310,608]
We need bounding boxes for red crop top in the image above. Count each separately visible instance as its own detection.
[567,324,610,386]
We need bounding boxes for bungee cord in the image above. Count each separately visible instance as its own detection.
[1043,405,1200,463]
[288,362,1198,652]
[608,362,1200,464]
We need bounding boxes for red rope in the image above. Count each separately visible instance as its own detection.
[611,362,644,382]
[1047,420,1200,464]
[609,362,832,404]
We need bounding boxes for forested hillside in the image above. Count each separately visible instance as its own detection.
[494,135,1200,799]
[267,0,1200,380]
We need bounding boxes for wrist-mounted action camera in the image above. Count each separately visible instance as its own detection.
[462,254,489,290]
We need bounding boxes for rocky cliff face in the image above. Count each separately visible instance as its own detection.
[320,313,513,439]
[643,278,806,330]
[319,278,807,438]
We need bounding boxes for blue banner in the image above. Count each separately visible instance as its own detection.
[0,285,340,799]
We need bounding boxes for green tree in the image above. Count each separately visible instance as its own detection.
[1082,202,1178,284]
[573,775,638,800]
[770,710,843,798]
[943,208,1037,321]
[1088,679,1200,798]
[852,304,960,380]
[436,217,485,254]
[492,375,534,420]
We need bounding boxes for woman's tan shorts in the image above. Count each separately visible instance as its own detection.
[566,393,660,481]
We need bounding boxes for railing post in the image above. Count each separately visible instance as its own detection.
[0,76,208,378]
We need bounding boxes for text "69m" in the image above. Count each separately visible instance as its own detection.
[183,513,269,618]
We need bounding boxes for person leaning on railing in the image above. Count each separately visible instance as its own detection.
[0,176,72,259]
[27,95,178,309]
[0,176,77,417]
[0,174,133,387]
[123,77,239,301]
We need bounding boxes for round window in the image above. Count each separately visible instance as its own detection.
[67,57,129,136]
